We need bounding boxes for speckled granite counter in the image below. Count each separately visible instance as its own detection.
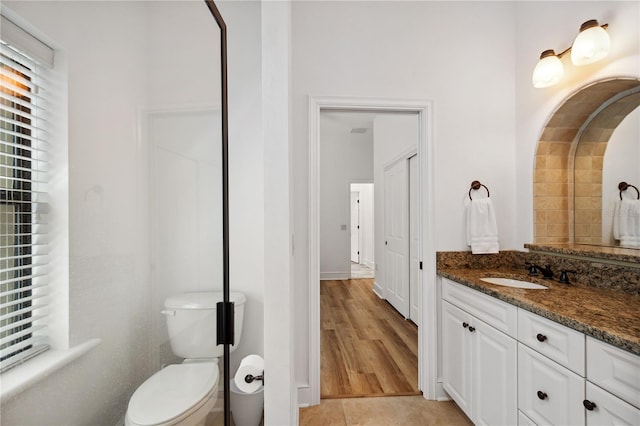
[525,243,640,265]
[438,268,640,356]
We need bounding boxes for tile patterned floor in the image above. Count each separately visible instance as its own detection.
[299,395,472,426]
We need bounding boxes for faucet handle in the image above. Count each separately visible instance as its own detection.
[559,270,577,284]
[525,263,539,276]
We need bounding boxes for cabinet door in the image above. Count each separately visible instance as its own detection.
[474,318,518,426]
[585,382,640,425]
[518,344,584,426]
[442,300,473,418]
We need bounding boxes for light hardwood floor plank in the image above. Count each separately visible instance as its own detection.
[321,279,419,398]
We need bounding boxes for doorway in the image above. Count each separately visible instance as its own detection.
[308,97,436,406]
[350,183,375,279]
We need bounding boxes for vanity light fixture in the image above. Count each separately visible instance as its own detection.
[571,20,611,65]
[532,19,610,88]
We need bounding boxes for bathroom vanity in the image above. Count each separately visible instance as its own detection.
[437,250,640,426]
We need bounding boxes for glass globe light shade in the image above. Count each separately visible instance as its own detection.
[532,50,564,88]
[571,20,610,66]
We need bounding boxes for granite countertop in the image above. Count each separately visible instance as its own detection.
[525,243,640,264]
[438,268,640,356]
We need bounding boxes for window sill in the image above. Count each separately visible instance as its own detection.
[0,338,101,403]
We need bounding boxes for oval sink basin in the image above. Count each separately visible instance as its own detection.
[480,277,548,290]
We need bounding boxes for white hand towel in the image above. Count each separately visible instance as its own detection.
[617,199,640,249]
[612,200,621,240]
[466,198,499,254]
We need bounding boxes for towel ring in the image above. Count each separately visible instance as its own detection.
[619,181,640,200]
[469,180,490,200]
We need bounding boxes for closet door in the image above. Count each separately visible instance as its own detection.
[408,154,419,322]
[384,158,409,318]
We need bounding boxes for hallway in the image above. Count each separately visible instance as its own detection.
[321,279,419,398]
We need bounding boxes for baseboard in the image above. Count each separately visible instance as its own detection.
[435,382,450,401]
[363,259,375,269]
[297,384,311,407]
[320,272,349,280]
[372,281,384,298]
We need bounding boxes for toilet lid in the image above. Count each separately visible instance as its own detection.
[127,363,218,426]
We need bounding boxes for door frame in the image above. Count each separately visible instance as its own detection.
[308,96,437,405]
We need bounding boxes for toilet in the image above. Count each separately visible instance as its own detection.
[125,291,246,426]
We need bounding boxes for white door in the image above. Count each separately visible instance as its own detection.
[408,155,419,323]
[384,159,409,318]
[350,191,360,263]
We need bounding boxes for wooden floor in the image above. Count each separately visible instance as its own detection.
[321,279,419,398]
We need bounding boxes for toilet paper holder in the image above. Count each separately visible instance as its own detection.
[244,372,265,385]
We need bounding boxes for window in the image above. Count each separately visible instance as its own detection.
[0,15,54,373]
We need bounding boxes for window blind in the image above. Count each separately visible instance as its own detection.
[0,36,51,372]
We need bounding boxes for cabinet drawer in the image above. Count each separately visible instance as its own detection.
[587,336,640,409]
[518,309,585,375]
[442,278,517,337]
[518,344,584,426]
[585,381,640,425]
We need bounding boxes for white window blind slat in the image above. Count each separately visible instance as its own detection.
[1,115,48,135]
[0,273,47,286]
[0,293,49,311]
[0,313,46,335]
[0,323,46,346]
[0,63,39,91]
[0,302,47,323]
[0,262,49,277]
[1,32,51,372]
[1,132,50,150]
[0,100,39,122]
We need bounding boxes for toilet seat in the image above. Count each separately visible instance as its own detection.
[126,362,219,426]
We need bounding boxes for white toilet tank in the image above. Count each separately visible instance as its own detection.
[164,291,246,359]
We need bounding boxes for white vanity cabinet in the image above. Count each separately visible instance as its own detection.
[441,278,518,426]
[441,276,640,426]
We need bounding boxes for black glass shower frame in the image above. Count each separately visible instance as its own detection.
[204,2,233,426]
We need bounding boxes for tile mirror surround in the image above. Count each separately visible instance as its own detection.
[533,77,640,256]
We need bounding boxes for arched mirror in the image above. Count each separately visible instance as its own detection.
[533,78,640,255]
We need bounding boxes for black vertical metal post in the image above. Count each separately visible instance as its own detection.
[204,1,231,425]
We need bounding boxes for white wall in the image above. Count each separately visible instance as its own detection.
[292,0,518,389]
[372,113,419,295]
[351,183,374,269]
[319,114,373,279]
[0,1,265,424]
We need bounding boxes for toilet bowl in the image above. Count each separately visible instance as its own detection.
[125,292,246,426]
[125,361,218,426]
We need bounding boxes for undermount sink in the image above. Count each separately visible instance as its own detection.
[480,277,548,290]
